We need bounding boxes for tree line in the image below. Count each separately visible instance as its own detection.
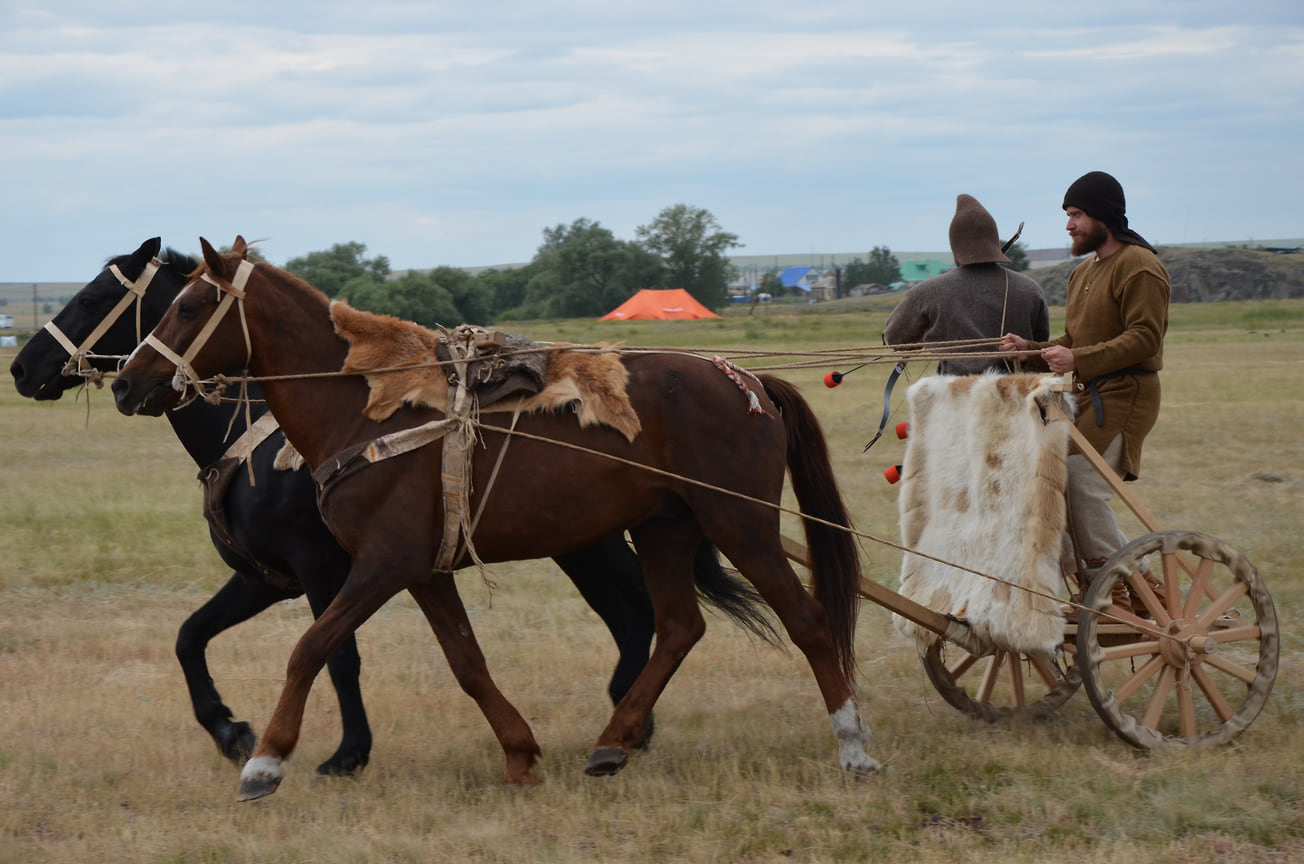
[283,202,1032,329]
[284,203,740,329]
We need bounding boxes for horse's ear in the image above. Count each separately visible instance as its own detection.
[231,235,248,258]
[134,237,162,263]
[199,237,226,278]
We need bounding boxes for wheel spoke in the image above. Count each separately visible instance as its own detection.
[1182,556,1216,620]
[976,653,1004,703]
[1190,663,1236,722]
[1101,640,1161,662]
[1128,569,1170,625]
[1142,665,1176,728]
[1211,624,1262,643]
[1030,656,1061,688]
[1203,652,1259,686]
[1196,582,1250,629]
[948,652,979,678]
[1116,654,1165,702]
[1009,654,1027,707]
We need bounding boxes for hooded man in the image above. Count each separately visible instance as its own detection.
[1002,171,1171,580]
[884,194,1048,375]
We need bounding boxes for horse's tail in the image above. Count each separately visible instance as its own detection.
[692,541,781,645]
[758,374,861,682]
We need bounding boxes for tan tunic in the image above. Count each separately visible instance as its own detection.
[1025,244,1170,479]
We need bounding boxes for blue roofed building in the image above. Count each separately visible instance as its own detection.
[777,266,820,292]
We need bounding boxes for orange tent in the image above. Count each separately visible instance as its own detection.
[599,288,720,321]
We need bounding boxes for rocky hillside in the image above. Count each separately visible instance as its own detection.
[1029,246,1304,304]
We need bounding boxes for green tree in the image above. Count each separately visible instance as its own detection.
[338,267,490,329]
[510,219,665,319]
[477,262,542,318]
[841,258,875,288]
[758,271,784,296]
[1005,240,1030,272]
[865,246,901,285]
[635,204,741,309]
[285,242,390,298]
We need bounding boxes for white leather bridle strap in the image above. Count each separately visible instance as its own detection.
[146,258,256,398]
[44,256,163,376]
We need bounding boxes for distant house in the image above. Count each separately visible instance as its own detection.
[847,283,893,297]
[807,270,840,302]
[778,266,821,292]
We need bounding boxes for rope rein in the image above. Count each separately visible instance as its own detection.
[84,263,1150,639]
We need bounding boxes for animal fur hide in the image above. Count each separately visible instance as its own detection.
[328,300,642,442]
[892,373,1070,656]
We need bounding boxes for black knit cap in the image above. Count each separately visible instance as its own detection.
[1062,171,1155,252]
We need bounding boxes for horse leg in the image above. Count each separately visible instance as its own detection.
[176,571,297,764]
[237,571,401,801]
[585,516,706,776]
[552,533,657,745]
[407,576,543,787]
[713,537,879,776]
[300,574,372,777]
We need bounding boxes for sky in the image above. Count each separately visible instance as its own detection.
[2,1,1302,283]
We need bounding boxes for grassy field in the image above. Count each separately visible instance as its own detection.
[1,300,1301,863]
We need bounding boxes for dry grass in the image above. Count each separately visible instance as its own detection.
[1,303,1302,863]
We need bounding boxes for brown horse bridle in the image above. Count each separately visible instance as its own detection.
[142,258,255,406]
[44,256,163,377]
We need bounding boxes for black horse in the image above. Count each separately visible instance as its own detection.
[10,237,769,776]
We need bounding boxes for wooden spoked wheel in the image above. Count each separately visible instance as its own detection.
[1077,530,1278,749]
[922,639,1081,721]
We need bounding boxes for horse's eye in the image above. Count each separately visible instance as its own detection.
[77,293,101,308]
[177,302,200,322]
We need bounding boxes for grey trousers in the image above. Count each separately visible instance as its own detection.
[1066,433,1132,572]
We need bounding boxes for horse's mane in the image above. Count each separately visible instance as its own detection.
[101,246,200,276]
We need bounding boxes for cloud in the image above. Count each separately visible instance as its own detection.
[1,2,1301,280]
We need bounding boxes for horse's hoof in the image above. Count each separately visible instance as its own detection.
[216,721,257,765]
[584,747,629,777]
[844,757,882,780]
[503,771,543,789]
[316,750,369,777]
[237,756,283,802]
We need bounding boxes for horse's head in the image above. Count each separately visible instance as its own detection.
[10,237,191,400]
[113,236,256,417]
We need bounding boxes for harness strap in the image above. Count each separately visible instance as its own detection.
[1082,366,1158,427]
[435,333,482,573]
[44,256,162,376]
[220,411,281,463]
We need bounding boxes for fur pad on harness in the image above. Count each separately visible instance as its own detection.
[892,373,1070,656]
[328,300,642,442]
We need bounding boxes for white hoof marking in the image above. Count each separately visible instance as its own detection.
[830,699,880,776]
[241,755,284,785]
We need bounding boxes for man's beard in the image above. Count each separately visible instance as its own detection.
[1071,220,1109,256]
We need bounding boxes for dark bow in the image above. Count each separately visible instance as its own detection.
[863,360,907,451]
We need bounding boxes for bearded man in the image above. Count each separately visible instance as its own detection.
[1001,171,1170,585]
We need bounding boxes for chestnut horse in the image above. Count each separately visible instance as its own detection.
[113,237,877,801]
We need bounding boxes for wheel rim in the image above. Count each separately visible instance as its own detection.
[1076,530,1278,749]
[922,639,1081,721]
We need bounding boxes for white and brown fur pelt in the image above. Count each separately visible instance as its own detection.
[892,373,1071,657]
[327,300,642,441]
